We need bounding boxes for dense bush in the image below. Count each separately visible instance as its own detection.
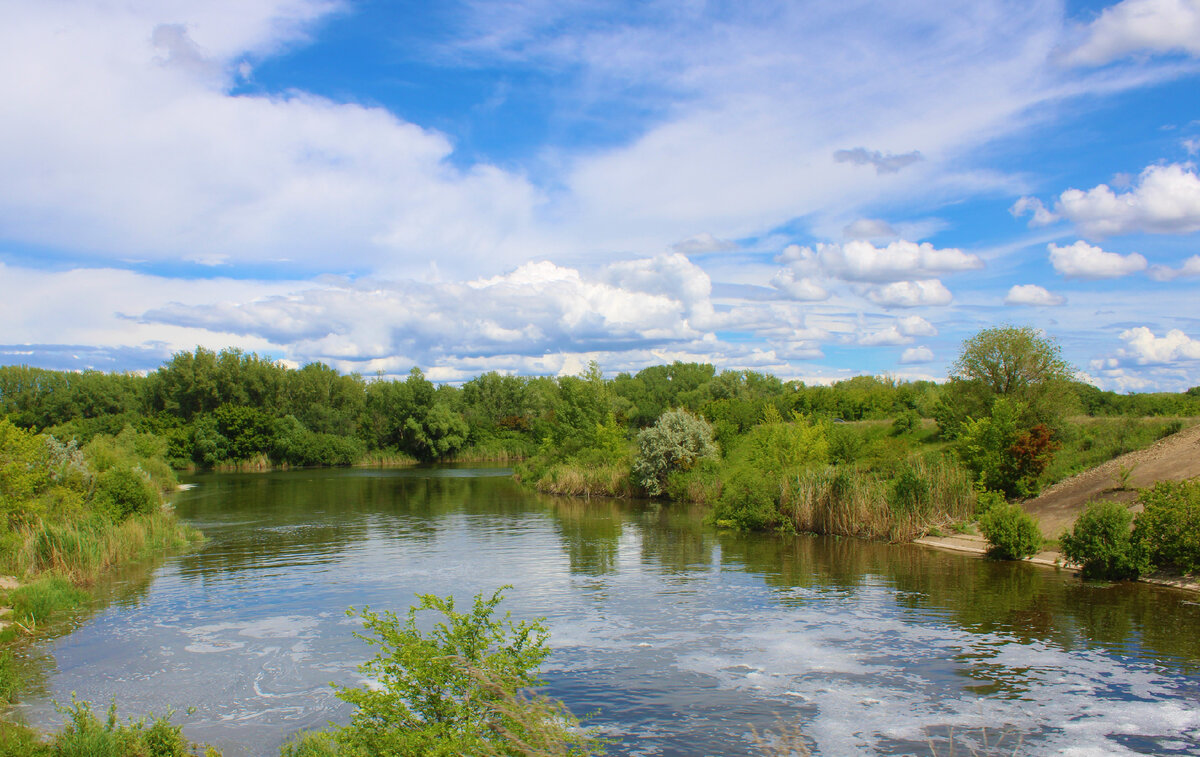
[956,399,1058,498]
[978,501,1042,560]
[711,468,779,530]
[1060,500,1146,580]
[632,409,718,496]
[1133,480,1200,575]
[303,588,602,756]
[93,466,159,520]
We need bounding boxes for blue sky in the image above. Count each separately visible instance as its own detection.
[1,0,1199,390]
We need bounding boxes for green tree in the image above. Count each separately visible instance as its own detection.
[938,326,1074,436]
[328,588,602,756]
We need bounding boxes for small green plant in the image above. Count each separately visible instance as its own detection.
[1113,463,1137,491]
[890,409,920,436]
[1133,480,1200,575]
[978,502,1042,560]
[45,695,215,756]
[313,587,603,757]
[1060,500,1147,580]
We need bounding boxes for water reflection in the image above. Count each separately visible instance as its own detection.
[11,466,1200,756]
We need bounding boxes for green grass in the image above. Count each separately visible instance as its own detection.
[1043,417,1195,485]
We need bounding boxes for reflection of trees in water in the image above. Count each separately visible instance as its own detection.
[174,469,531,580]
[717,529,1200,677]
[634,503,716,576]
[540,495,624,576]
[174,469,1200,676]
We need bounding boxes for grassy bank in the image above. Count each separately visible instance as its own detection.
[0,419,203,725]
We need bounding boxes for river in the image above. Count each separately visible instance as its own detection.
[10,466,1200,755]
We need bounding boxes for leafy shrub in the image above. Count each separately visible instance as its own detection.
[956,399,1058,498]
[632,408,718,496]
[711,467,779,530]
[93,466,159,520]
[891,409,920,436]
[978,501,1042,560]
[974,488,1007,517]
[46,695,213,757]
[1060,500,1146,580]
[1133,480,1200,575]
[826,423,864,464]
[320,587,602,756]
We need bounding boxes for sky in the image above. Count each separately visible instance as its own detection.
[1,0,1199,390]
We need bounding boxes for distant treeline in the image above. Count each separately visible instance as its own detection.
[0,348,1197,471]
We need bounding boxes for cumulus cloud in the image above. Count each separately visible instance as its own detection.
[866,280,953,308]
[142,255,721,363]
[1004,284,1067,306]
[858,326,912,347]
[1114,326,1200,364]
[776,240,983,284]
[899,346,935,364]
[833,147,924,174]
[1148,254,1200,280]
[1053,163,1200,236]
[1009,196,1058,226]
[1185,137,1200,156]
[1048,240,1148,278]
[769,269,830,301]
[898,315,938,336]
[1069,0,1200,65]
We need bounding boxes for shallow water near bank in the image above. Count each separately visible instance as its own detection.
[9,466,1200,755]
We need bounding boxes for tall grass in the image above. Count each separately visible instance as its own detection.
[448,438,535,463]
[353,450,419,468]
[779,458,975,542]
[3,512,202,586]
[528,462,636,498]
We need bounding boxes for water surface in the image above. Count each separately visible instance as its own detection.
[12,466,1200,755]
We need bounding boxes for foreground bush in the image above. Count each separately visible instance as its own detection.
[1133,480,1200,575]
[290,587,603,757]
[1060,500,1146,580]
[978,501,1042,560]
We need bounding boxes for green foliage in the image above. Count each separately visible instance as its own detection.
[93,466,159,521]
[978,502,1042,560]
[1133,480,1200,575]
[890,408,920,436]
[41,695,213,757]
[944,325,1075,430]
[1060,500,1147,580]
[325,587,601,757]
[711,468,779,531]
[974,488,1007,517]
[955,398,1057,498]
[631,409,718,496]
[729,414,828,475]
[8,575,89,626]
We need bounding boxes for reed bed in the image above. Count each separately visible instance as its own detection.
[531,462,635,498]
[4,512,202,585]
[780,457,975,542]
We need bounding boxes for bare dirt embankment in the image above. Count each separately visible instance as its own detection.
[1024,421,1200,538]
[916,422,1200,584]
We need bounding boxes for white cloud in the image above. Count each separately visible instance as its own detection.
[776,240,983,284]
[866,280,953,308]
[1148,254,1200,280]
[858,327,911,347]
[1069,0,1200,65]
[769,269,830,301]
[1009,196,1058,226]
[1115,326,1200,364]
[897,315,938,336]
[1053,163,1200,236]
[899,346,935,364]
[1048,240,1148,278]
[1184,137,1200,156]
[1004,284,1067,306]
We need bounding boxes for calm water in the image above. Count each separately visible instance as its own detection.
[11,466,1200,755]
